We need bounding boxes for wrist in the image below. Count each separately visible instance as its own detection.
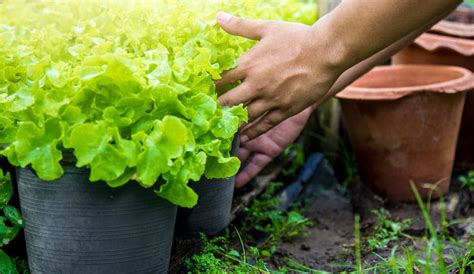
[308,16,353,75]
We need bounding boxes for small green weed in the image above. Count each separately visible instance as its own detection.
[186,182,313,273]
[367,209,412,251]
[241,182,313,254]
[184,233,272,273]
[338,135,359,188]
[459,171,474,192]
[364,184,473,274]
[354,214,362,273]
[280,144,305,177]
[366,241,473,273]
[12,257,29,274]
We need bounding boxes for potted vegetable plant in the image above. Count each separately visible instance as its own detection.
[392,5,474,169]
[175,0,317,239]
[337,65,474,201]
[176,137,240,237]
[0,0,316,272]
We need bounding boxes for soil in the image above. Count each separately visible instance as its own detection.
[269,176,473,272]
[169,152,473,273]
[271,191,355,272]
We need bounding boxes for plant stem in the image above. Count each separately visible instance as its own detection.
[234,227,246,263]
[355,214,363,273]
[410,182,446,273]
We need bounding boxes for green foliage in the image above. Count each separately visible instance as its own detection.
[367,209,411,251]
[185,233,271,273]
[241,182,313,253]
[366,243,473,273]
[281,144,305,176]
[0,170,24,274]
[0,251,18,274]
[0,171,24,248]
[411,183,446,272]
[364,184,472,274]
[11,258,29,274]
[459,171,474,192]
[186,182,313,273]
[0,0,316,207]
[354,214,362,273]
[185,236,228,272]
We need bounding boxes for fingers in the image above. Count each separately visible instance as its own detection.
[235,153,273,188]
[246,99,273,122]
[241,110,288,141]
[218,82,255,107]
[215,67,245,89]
[217,12,269,41]
[237,146,251,163]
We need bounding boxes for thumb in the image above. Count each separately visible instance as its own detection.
[217,12,268,40]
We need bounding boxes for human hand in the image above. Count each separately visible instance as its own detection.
[236,107,312,188]
[216,12,342,142]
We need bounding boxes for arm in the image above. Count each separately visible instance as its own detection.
[315,0,461,74]
[312,3,459,109]
[217,0,461,142]
[235,5,458,188]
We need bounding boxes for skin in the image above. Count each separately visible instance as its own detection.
[236,107,312,188]
[217,0,461,142]
[226,1,461,187]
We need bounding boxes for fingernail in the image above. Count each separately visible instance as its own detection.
[217,11,232,22]
[240,135,249,142]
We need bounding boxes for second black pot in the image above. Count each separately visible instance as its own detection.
[175,136,239,237]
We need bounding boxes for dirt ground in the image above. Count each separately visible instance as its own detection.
[270,190,355,272]
[269,176,473,272]
[169,151,473,273]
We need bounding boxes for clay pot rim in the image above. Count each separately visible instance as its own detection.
[414,33,474,56]
[337,65,474,100]
[430,20,474,39]
[435,4,474,38]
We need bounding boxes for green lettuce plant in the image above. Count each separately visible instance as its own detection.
[0,0,316,207]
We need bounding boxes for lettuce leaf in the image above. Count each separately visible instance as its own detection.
[0,0,316,207]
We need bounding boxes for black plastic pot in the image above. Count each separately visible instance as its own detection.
[175,136,239,237]
[18,166,177,274]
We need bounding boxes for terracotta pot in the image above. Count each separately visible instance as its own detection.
[444,4,474,26]
[337,65,473,201]
[430,20,474,39]
[431,4,474,39]
[393,33,474,70]
[393,33,474,169]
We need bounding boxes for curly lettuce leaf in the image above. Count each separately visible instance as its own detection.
[0,0,317,207]
[10,119,63,180]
